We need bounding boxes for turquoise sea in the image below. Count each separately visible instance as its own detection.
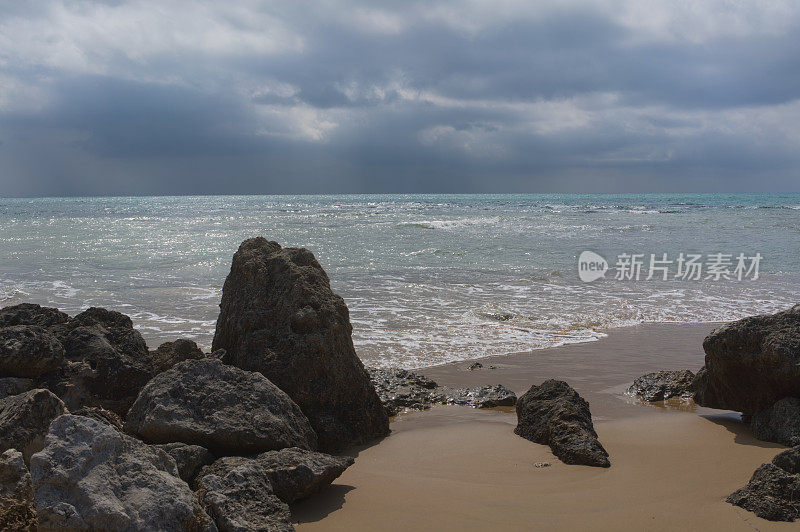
[1,193,798,368]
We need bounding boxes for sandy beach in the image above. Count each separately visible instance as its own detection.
[293,323,794,531]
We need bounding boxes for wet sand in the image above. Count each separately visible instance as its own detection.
[293,323,794,531]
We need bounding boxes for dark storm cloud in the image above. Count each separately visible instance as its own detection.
[1,0,799,196]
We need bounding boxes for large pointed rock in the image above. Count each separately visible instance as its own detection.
[125,358,316,455]
[694,305,800,414]
[0,389,67,463]
[212,238,388,451]
[514,379,610,467]
[30,415,216,532]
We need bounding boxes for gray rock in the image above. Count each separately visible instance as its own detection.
[71,406,125,432]
[367,367,515,416]
[153,442,215,485]
[212,238,389,451]
[0,449,36,531]
[750,397,800,446]
[249,447,353,503]
[196,457,292,532]
[694,305,800,414]
[30,415,216,532]
[0,378,33,400]
[0,304,69,328]
[149,338,205,375]
[0,389,67,463]
[627,370,695,402]
[514,380,610,468]
[126,358,317,455]
[727,445,800,522]
[0,326,65,378]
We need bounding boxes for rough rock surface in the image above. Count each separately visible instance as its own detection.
[727,445,800,521]
[126,358,317,455]
[149,339,205,375]
[30,415,216,532]
[0,378,33,401]
[196,457,292,532]
[514,380,610,467]
[750,397,800,446]
[0,304,69,328]
[0,449,36,531]
[249,447,353,503]
[153,442,215,485]
[212,238,388,451]
[0,326,65,378]
[694,305,800,414]
[367,367,516,416]
[0,389,67,463]
[626,370,695,402]
[72,406,125,432]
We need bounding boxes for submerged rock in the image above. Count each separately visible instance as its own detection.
[627,370,695,402]
[196,457,292,532]
[0,389,67,463]
[126,358,317,455]
[0,326,65,378]
[367,367,515,416]
[0,304,69,329]
[727,445,800,522]
[149,338,205,375]
[514,380,610,468]
[750,397,800,446]
[153,442,215,485]
[31,415,215,531]
[212,237,388,451]
[694,305,800,414]
[0,449,36,531]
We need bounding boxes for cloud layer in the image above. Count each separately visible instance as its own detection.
[1,0,799,195]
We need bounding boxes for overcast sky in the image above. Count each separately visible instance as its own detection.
[1,0,799,196]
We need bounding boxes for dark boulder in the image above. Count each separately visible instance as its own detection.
[149,338,205,375]
[514,380,610,467]
[0,326,65,378]
[727,445,800,522]
[0,303,69,328]
[126,358,317,455]
[153,442,215,485]
[694,305,800,414]
[0,389,67,463]
[212,238,388,451]
[0,449,36,531]
[750,397,800,446]
[627,370,695,402]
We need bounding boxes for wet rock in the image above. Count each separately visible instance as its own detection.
[627,370,695,402]
[514,380,610,468]
[0,449,36,531]
[30,415,215,531]
[72,406,125,432]
[694,305,800,414]
[727,445,800,522]
[149,339,205,375]
[248,447,353,503]
[0,304,69,328]
[367,367,515,416]
[212,238,388,451]
[0,326,65,378]
[468,362,483,371]
[196,457,292,532]
[153,442,215,485]
[126,358,316,455]
[0,389,67,463]
[750,397,800,446]
[0,378,33,400]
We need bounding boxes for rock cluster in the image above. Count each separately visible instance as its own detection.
[727,445,800,521]
[514,379,610,467]
[367,367,516,416]
[626,370,695,402]
[212,238,389,451]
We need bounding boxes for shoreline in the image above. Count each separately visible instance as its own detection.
[293,322,793,531]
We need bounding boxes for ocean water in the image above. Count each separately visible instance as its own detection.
[0,193,798,368]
